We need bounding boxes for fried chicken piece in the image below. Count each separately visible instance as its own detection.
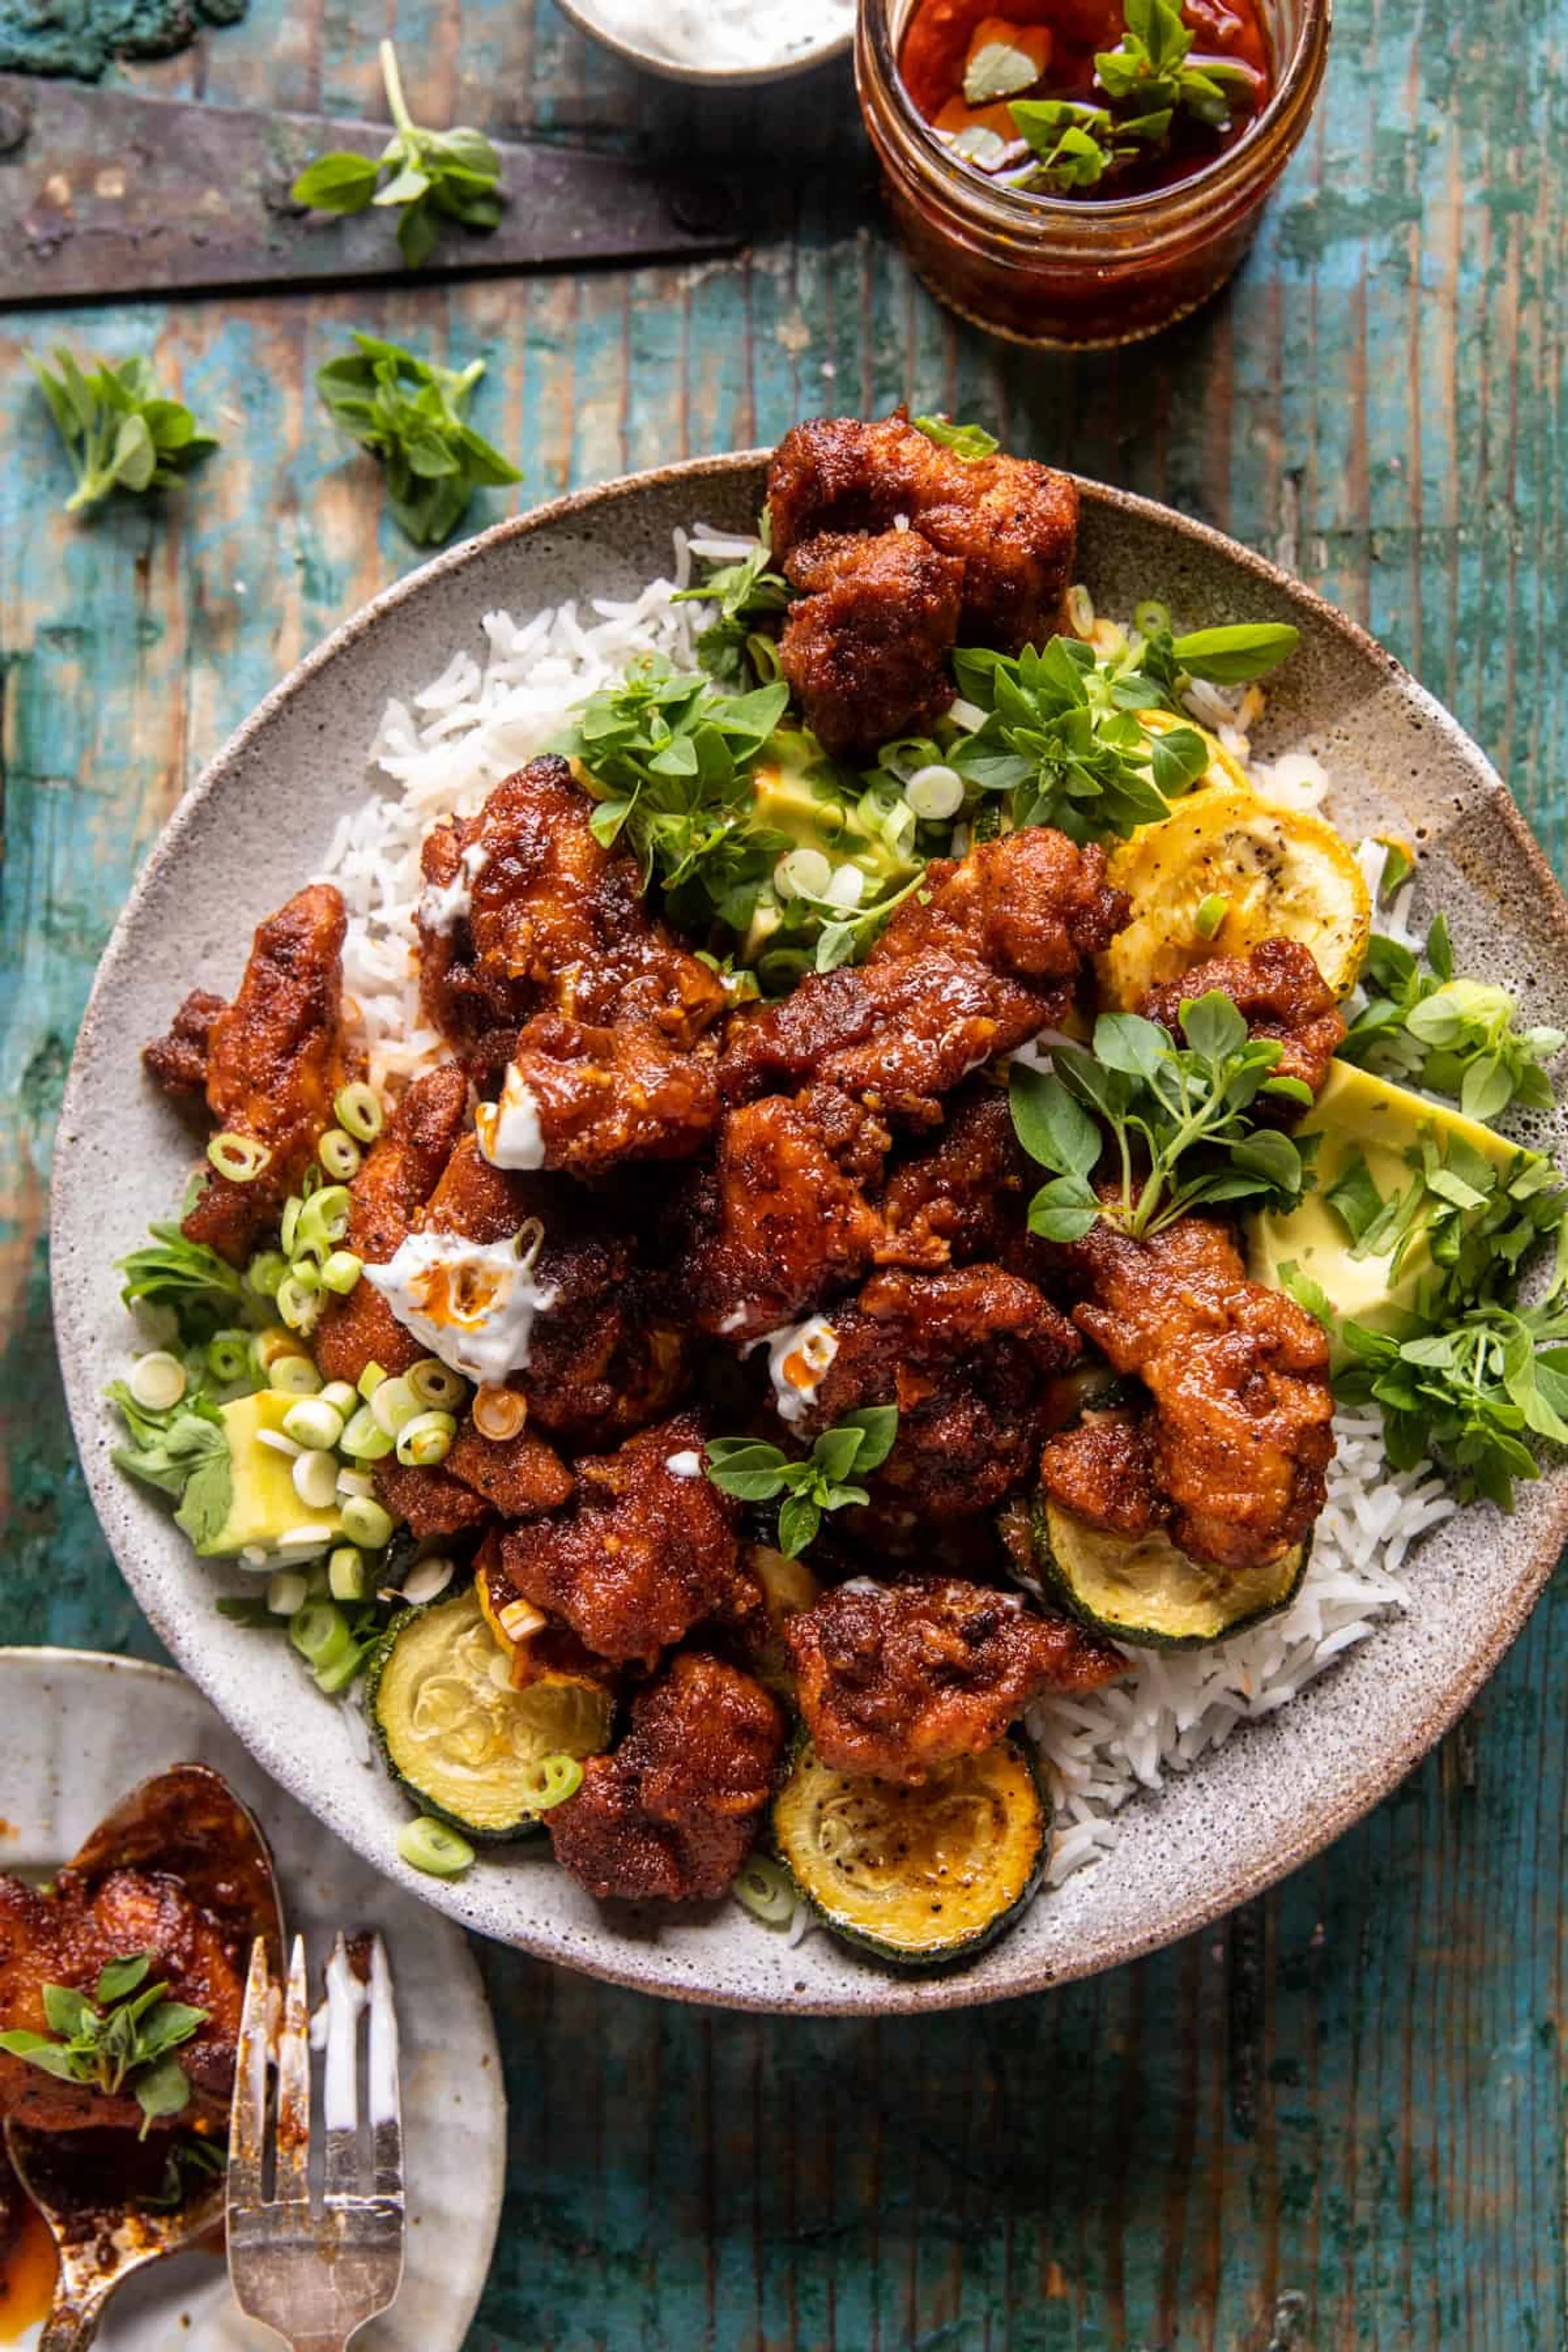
[547,1652,784,1902]
[418,757,727,1047]
[779,528,964,760]
[1140,936,1347,1112]
[720,830,1126,1122]
[767,412,1080,651]
[372,1428,572,1539]
[176,885,353,1265]
[1039,1412,1169,1538]
[500,1412,744,1667]
[314,1063,470,1388]
[501,1009,721,1176]
[418,1136,694,1445]
[143,989,226,1098]
[784,1577,1123,1785]
[795,1265,1081,1520]
[878,1082,1042,1272]
[0,1869,243,2133]
[1062,1213,1334,1570]
[672,1089,891,1342]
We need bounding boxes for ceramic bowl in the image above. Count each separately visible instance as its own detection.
[553,0,852,89]
[51,454,1568,2016]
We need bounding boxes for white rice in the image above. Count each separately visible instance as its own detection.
[317,537,1456,1898]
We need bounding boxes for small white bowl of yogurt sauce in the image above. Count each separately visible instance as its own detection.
[555,0,854,86]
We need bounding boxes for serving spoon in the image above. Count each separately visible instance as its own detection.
[4,1763,284,2350]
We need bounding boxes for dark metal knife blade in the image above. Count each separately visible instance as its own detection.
[0,74,744,305]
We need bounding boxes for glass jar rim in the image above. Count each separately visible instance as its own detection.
[860,0,1333,229]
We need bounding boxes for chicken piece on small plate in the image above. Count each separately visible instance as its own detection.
[548,1653,784,1902]
[500,1410,747,1668]
[784,1576,1123,1785]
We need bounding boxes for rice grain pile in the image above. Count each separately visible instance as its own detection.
[318,533,1454,1896]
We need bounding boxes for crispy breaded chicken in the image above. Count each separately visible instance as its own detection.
[1057,1212,1335,1571]
[784,1577,1123,1785]
[878,1082,1043,1273]
[501,1009,721,1176]
[501,1411,746,1667]
[143,988,225,1098]
[779,527,964,759]
[176,884,353,1264]
[793,1265,1082,1521]
[548,1652,784,1902]
[768,412,1080,651]
[1039,1411,1170,1538]
[1140,937,1346,1112]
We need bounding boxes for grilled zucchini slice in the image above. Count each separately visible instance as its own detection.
[1033,1498,1309,1650]
[1099,787,1370,1007]
[773,1737,1046,1968]
[366,1586,613,1842]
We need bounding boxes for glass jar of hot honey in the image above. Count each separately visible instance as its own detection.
[856,0,1331,347]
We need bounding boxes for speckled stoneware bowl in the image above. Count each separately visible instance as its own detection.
[52,455,1568,2017]
[552,0,851,87]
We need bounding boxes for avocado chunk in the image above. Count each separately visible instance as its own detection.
[1248,1061,1528,1344]
[197,1390,344,1559]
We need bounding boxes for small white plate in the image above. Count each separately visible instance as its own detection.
[0,1649,505,2352]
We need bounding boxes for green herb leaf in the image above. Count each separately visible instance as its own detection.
[675,530,792,688]
[1009,1065,1102,1178]
[32,350,218,518]
[292,41,504,267]
[834,1403,900,1472]
[912,414,1000,461]
[134,2055,194,2136]
[1323,1150,1386,1245]
[1339,930,1565,1123]
[706,1407,899,1555]
[1167,624,1301,683]
[777,1492,822,1559]
[316,333,521,546]
[96,1954,154,2005]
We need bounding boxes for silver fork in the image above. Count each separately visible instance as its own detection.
[227,1931,405,2352]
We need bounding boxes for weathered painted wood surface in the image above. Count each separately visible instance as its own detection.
[2,2,1566,2343]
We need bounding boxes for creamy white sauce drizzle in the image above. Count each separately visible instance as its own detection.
[365,1228,558,1385]
[764,1316,838,1425]
[417,841,488,937]
[583,0,851,71]
[307,1932,399,2129]
[665,1449,703,1479]
[475,1064,546,1170]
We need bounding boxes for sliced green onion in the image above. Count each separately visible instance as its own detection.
[340,1405,394,1462]
[238,1544,270,1572]
[733,1855,797,1929]
[289,1599,353,1673]
[334,1082,384,1144]
[396,1410,455,1468]
[268,1350,322,1396]
[357,1361,388,1399]
[904,764,964,822]
[276,1274,322,1334]
[247,1250,289,1300]
[205,1330,253,1386]
[312,1647,365,1696]
[267,1570,309,1617]
[258,1428,303,1461]
[335,1465,375,1499]
[292,1449,341,1512]
[254,1325,305,1374]
[774,846,833,902]
[280,1197,303,1258]
[1065,584,1095,638]
[399,1555,455,1606]
[522,1755,584,1815]
[328,1545,367,1603]
[317,1127,362,1182]
[370,1375,420,1439]
[341,1495,395,1550]
[398,1817,474,1878]
[275,1523,337,1559]
[127,1351,187,1412]
[1134,598,1172,637]
[320,1380,359,1419]
[321,1250,363,1296]
[209,1131,272,1183]
[1194,892,1229,940]
[408,1359,468,1412]
[281,1397,345,1452]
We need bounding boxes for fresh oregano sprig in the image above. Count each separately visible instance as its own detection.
[705,1408,900,1557]
[1010,991,1314,1243]
[1009,0,1263,193]
[31,350,217,516]
[1339,918,1564,1123]
[291,41,505,268]
[0,1951,209,2138]
[316,334,521,546]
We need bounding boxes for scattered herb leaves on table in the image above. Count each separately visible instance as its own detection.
[292,39,505,267]
[316,334,521,546]
[31,350,217,516]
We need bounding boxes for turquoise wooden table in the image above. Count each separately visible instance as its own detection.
[2,2,1565,2342]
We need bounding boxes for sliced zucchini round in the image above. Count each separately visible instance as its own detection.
[773,1737,1046,1969]
[365,1586,614,1842]
[1100,786,1371,1006]
[1034,1498,1309,1650]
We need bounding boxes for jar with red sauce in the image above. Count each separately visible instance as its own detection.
[856,0,1331,347]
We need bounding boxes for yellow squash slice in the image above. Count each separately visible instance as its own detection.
[1100,787,1371,1008]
